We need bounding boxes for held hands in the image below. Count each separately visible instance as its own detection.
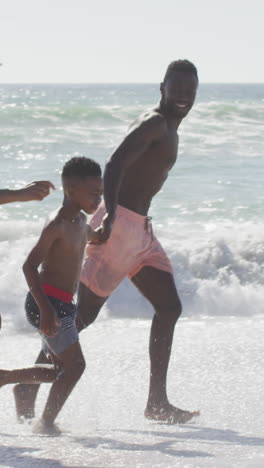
[40,304,59,337]
[16,181,55,202]
[88,213,114,244]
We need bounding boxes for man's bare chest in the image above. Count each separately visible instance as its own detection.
[148,132,178,170]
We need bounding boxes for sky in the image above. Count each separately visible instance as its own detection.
[0,0,263,83]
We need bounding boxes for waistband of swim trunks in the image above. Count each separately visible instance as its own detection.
[116,204,151,225]
[42,284,73,303]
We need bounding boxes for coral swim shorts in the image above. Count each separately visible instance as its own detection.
[80,203,173,297]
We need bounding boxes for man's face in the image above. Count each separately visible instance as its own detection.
[161,71,198,119]
[73,176,103,214]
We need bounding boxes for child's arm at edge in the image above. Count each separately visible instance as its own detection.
[0,181,55,205]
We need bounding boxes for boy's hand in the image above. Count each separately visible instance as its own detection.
[89,213,114,244]
[87,226,100,243]
[16,181,55,202]
[40,304,59,337]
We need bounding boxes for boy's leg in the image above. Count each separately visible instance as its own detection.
[35,342,85,432]
[0,364,57,387]
[14,284,105,419]
[13,349,50,420]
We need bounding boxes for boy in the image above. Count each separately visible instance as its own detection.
[0,179,55,329]
[0,157,103,433]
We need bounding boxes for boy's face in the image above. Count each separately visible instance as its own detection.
[71,176,103,214]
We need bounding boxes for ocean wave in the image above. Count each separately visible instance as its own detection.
[1,94,263,129]
[0,104,127,127]
[0,220,263,333]
[108,222,264,319]
[194,101,264,122]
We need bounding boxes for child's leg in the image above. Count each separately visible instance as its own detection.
[39,342,85,429]
[13,349,50,421]
[0,364,57,387]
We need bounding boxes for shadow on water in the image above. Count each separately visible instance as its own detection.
[71,424,264,460]
[115,424,264,447]
[72,434,213,459]
[0,445,83,468]
[0,443,126,468]
[2,424,263,466]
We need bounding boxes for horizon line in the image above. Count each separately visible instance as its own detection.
[0,81,264,85]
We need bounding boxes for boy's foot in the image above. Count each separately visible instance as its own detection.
[144,403,200,424]
[32,419,62,435]
[13,385,35,421]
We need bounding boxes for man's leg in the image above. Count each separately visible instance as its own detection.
[132,266,199,424]
[76,282,108,332]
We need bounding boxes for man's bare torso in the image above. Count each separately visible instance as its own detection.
[118,110,179,215]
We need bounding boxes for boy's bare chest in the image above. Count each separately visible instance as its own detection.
[54,224,87,258]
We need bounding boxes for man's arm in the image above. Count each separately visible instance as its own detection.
[23,222,60,336]
[0,181,55,205]
[94,114,166,243]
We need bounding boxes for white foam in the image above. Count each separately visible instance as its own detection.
[107,220,264,319]
[1,219,263,335]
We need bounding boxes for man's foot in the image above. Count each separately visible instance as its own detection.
[13,384,35,421]
[144,403,200,424]
[32,418,62,435]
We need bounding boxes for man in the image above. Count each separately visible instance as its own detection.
[14,60,200,424]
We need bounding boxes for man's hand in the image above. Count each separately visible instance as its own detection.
[16,181,55,202]
[89,213,114,244]
[40,304,59,337]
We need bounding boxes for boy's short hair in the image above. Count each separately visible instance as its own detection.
[62,156,101,178]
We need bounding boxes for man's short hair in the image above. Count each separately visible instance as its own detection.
[62,156,101,178]
[163,60,198,84]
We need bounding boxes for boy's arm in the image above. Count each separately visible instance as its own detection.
[23,221,60,336]
[0,181,55,205]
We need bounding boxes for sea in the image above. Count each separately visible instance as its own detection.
[1,83,263,325]
[0,83,264,467]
